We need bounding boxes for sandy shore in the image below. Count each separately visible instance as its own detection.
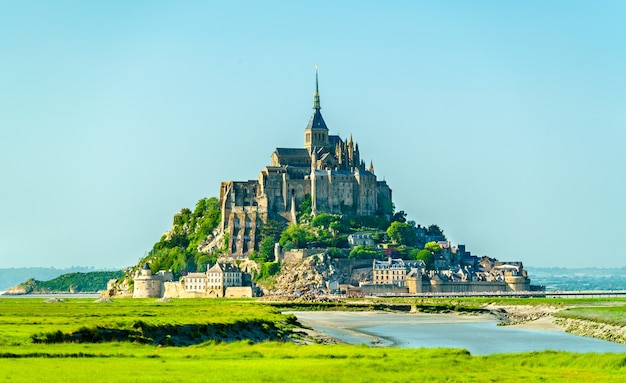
[486,304,563,331]
[509,315,562,331]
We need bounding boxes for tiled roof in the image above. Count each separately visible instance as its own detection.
[186,272,206,278]
[329,135,342,146]
[305,109,328,131]
[274,148,310,156]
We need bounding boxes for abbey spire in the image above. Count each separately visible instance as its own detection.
[304,65,329,151]
[313,64,321,111]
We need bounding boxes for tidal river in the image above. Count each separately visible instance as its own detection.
[290,311,626,355]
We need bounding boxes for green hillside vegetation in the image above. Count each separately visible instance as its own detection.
[0,267,119,291]
[141,197,222,277]
[13,271,124,293]
[127,195,447,288]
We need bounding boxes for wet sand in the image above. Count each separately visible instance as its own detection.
[288,310,506,347]
[288,306,626,351]
[288,305,569,347]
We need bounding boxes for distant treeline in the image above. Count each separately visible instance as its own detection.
[0,267,123,291]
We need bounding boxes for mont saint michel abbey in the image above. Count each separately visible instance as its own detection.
[218,70,393,255]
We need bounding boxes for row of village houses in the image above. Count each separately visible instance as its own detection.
[130,253,531,298]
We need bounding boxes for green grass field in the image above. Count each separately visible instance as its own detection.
[1,297,626,383]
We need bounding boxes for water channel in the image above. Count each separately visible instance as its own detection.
[291,311,626,355]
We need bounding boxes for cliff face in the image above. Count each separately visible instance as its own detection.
[5,284,32,295]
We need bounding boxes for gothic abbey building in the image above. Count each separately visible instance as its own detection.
[219,71,393,256]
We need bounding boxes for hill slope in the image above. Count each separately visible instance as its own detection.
[0,267,116,291]
[4,270,124,294]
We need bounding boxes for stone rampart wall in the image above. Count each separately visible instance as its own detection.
[224,286,254,298]
[425,281,508,294]
[164,282,223,298]
[360,283,409,294]
[282,249,326,263]
[164,282,252,298]
[133,278,163,298]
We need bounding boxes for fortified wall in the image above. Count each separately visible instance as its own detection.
[132,264,173,298]
[405,274,530,294]
[163,282,253,298]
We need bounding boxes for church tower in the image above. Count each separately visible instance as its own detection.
[304,65,329,151]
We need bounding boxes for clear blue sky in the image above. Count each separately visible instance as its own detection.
[1,1,625,269]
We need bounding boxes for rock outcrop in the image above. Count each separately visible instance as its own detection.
[556,318,626,344]
[268,253,347,296]
[3,279,36,295]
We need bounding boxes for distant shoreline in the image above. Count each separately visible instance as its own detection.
[0,292,100,298]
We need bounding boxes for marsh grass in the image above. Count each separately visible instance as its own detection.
[0,298,290,346]
[1,343,625,382]
[1,298,626,382]
[555,305,626,326]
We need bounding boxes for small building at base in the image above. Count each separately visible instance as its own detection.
[132,264,174,298]
[360,258,531,295]
[133,262,252,299]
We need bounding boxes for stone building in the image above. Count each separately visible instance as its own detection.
[179,262,244,298]
[218,69,393,256]
[405,262,531,294]
[362,257,532,295]
[206,262,243,297]
[132,263,173,298]
[372,258,424,287]
[347,233,376,248]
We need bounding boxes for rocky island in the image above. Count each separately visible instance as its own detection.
[107,70,535,300]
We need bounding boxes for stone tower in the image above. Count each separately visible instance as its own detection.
[218,67,394,256]
[304,65,330,152]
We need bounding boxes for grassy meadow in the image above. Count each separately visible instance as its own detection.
[555,305,626,327]
[1,297,626,383]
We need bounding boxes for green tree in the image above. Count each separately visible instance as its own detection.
[311,213,340,229]
[281,240,295,251]
[349,245,381,260]
[328,235,349,248]
[279,224,308,249]
[194,253,212,272]
[326,247,346,258]
[424,241,442,253]
[415,249,434,267]
[258,237,276,262]
[255,261,281,282]
[426,224,446,240]
[297,194,312,222]
[391,210,407,223]
[371,232,386,244]
[386,221,417,247]
[329,220,349,234]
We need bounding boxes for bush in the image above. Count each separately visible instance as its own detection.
[349,245,381,260]
[255,262,281,282]
[326,247,347,258]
